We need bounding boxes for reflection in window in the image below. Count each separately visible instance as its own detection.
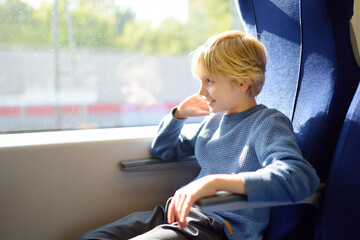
[0,0,241,133]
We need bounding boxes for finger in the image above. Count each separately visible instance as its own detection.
[197,110,210,116]
[167,198,176,224]
[198,102,210,112]
[179,197,191,226]
[186,108,209,117]
[173,192,183,223]
[176,194,187,229]
[195,97,209,108]
[174,194,187,229]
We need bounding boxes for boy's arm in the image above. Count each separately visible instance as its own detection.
[167,174,247,230]
[242,114,320,203]
[150,94,210,160]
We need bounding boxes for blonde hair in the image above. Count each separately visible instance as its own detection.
[191,31,267,97]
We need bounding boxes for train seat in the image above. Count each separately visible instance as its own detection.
[235,0,360,239]
[313,82,360,239]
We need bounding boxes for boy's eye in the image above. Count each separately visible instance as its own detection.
[207,79,214,84]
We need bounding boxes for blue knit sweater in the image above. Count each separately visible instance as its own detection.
[150,104,320,240]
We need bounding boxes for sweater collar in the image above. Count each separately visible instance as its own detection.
[222,104,266,121]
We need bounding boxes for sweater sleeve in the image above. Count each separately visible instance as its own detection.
[241,112,320,203]
[150,110,204,161]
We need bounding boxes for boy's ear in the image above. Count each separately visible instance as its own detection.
[238,81,250,92]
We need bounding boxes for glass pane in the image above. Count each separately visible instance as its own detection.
[0,0,242,133]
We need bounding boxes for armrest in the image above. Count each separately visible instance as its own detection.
[196,183,325,212]
[120,157,200,172]
[121,159,324,210]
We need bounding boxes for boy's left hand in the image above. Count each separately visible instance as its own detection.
[167,175,218,229]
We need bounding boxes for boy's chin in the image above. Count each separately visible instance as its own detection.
[209,108,221,113]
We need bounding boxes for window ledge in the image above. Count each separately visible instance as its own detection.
[0,126,158,148]
[0,123,201,149]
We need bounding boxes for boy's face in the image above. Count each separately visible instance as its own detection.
[197,74,252,114]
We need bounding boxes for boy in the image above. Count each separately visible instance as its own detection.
[79,31,320,240]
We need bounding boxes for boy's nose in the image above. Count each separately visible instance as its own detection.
[198,84,207,96]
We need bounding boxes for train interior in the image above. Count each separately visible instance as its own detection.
[0,0,360,239]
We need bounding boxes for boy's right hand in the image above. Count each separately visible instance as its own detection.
[174,94,210,119]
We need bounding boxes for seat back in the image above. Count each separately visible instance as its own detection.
[313,82,360,239]
[236,0,360,238]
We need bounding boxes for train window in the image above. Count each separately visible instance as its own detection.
[0,0,242,134]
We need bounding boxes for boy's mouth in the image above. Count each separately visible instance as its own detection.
[208,99,216,106]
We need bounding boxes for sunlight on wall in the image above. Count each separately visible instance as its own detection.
[351,0,360,66]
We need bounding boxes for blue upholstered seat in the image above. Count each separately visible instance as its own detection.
[235,0,360,238]
[313,82,360,239]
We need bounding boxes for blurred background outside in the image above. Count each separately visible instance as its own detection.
[0,0,241,133]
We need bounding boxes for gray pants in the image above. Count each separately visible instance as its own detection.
[78,198,226,240]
